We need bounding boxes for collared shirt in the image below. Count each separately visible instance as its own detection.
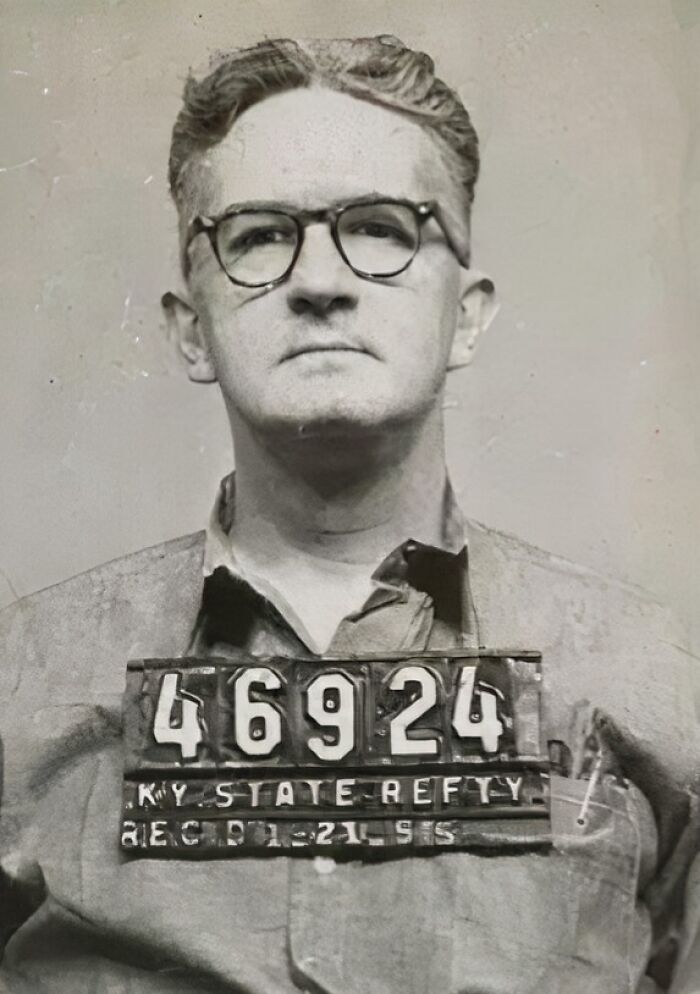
[0,478,697,994]
[192,472,479,657]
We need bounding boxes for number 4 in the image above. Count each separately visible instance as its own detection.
[153,671,204,759]
[451,666,503,754]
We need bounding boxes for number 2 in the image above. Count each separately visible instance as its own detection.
[389,666,439,755]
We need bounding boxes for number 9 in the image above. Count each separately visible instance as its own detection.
[306,672,356,761]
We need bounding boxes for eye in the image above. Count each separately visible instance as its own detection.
[340,205,418,250]
[230,227,293,252]
[354,221,397,239]
[348,220,414,245]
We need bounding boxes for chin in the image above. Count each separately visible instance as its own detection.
[245,392,432,441]
[261,407,385,438]
[227,366,443,440]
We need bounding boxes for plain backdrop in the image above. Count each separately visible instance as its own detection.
[1,0,698,648]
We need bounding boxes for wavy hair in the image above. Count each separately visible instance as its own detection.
[169,36,479,218]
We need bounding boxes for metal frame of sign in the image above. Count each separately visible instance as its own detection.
[121,650,551,857]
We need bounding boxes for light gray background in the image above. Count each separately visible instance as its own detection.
[1,0,698,647]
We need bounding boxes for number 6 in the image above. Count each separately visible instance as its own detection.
[234,667,282,756]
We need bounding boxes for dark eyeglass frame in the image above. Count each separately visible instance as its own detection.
[185,197,468,288]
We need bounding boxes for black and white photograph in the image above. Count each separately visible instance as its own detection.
[1,2,699,992]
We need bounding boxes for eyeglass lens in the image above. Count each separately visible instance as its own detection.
[214,203,421,285]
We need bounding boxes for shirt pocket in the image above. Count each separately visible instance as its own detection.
[446,773,657,994]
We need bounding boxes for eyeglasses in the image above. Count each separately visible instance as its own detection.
[186,198,466,288]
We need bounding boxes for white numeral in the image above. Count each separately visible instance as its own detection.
[316,821,335,844]
[389,666,439,756]
[153,672,203,760]
[234,667,282,756]
[151,662,505,764]
[451,666,503,754]
[306,672,355,760]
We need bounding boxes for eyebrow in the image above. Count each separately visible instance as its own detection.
[208,191,408,216]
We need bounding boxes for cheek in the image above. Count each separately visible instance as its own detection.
[190,278,258,368]
[430,269,462,359]
[201,315,267,382]
[384,275,460,370]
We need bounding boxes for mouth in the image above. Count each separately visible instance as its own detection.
[280,342,373,363]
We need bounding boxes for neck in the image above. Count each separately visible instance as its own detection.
[228,408,450,568]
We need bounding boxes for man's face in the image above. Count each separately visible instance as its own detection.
[184,87,469,438]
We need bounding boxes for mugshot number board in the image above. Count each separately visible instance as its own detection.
[121,651,551,856]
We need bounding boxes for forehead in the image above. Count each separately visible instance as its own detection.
[191,86,453,214]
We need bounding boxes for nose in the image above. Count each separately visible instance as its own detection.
[286,223,358,318]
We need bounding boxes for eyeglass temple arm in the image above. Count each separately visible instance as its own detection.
[422,202,471,269]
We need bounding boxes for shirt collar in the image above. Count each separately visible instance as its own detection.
[201,472,469,654]
[204,471,466,578]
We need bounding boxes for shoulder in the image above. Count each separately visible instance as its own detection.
[466,518,698,787]
[466,516,684,638]
[468,515,662,595]
[1,530,205,629]
[0,532,206,699]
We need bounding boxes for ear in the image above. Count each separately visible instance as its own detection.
[448,270,500,370]
[161,291,216,383]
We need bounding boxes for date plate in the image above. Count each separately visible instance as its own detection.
[122,650,550,856]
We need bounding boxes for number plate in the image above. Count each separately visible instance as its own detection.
[122,650,550,856]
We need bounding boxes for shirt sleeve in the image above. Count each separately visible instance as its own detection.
[670,853,700,993]
[0,599,49,957]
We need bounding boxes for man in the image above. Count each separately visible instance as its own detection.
[0,35,697,994]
